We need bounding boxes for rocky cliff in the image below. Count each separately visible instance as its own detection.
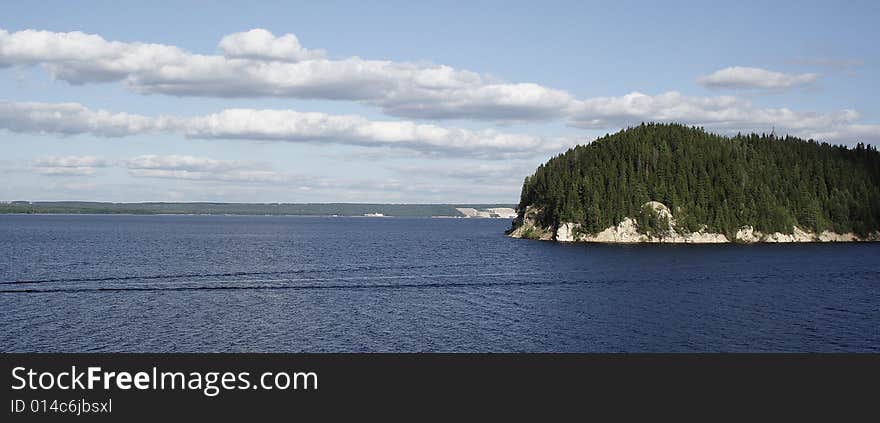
[509,202,878,243]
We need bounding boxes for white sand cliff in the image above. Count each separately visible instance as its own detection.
[509,202,878,243]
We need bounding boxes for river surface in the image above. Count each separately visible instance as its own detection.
[1,215,878,352]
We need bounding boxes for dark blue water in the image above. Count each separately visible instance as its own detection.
[1,215,878,352]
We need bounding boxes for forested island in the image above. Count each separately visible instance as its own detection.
[510,123,880,243]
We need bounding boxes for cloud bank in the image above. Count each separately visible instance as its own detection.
[1,28,877,146]
[0,28,571,121]
[3,95,878,150]
[0,101,173,137]
[0,101,577,157]
[567,91,878,142]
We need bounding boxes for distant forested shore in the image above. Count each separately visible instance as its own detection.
[0,202,514,217]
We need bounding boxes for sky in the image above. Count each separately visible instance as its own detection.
[2,0,878,203]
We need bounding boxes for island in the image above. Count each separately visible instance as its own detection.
[509,123,880,243]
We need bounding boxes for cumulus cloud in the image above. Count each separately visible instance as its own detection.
[698,66,819,90]
[0,28,571,121]
[566,91,879,143]
[7,27,870,138]
[0,101,173,136]
[33,155,109,176]
[0,101,576,157]
[218,29,324,62]
[184,109,575,157]
[3,96,878,149]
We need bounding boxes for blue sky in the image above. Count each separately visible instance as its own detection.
[2,0,878,203]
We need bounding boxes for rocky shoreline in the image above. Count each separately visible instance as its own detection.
[509,202,879,243]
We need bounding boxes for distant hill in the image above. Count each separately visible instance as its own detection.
[0,202,515,218]
[511,123,880,242]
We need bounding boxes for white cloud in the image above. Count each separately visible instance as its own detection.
[567,91,878,143]
[3,96,878,151]
[218,29,324,62]
[699,66,819,90]
[124,154,288,183]
[0,101,173,136]
[798,124,880,144]
[34,167,95,176]
[376,81,573,121]
[0,101,577,158]
[35,155,108,168]
[33,155,108,176]
[5,28,873,142]
[126,168,288,183]
[184,108,575,157]
[0,28,571,121]
[124,154,262,172]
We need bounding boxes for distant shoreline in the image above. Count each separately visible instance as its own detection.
[1,213,514,218]
[0,202,517,219]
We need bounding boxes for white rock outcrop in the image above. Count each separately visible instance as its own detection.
[507,205,553,240]
[817,231,858,242]
[555,222,579,242]
[571,217,729,243]
[584,217,645,243]
[509,201,876,244]
[735,226,761,242]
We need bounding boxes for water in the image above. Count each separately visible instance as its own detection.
[1,214,878,352]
